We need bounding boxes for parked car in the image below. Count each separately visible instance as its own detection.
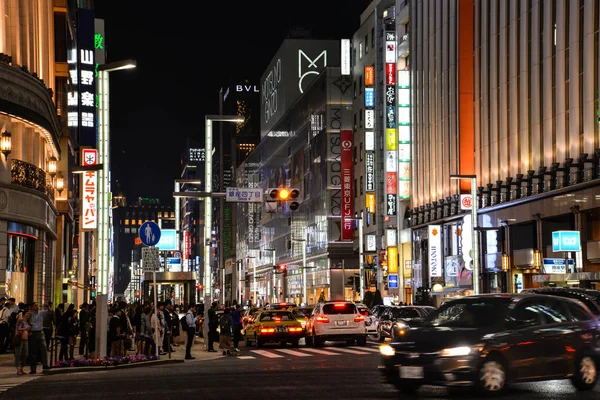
[378,305,436,342]
[305,301,367,347]
[379,293,600,395]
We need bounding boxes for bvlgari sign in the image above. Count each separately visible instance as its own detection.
[260,39,341,138]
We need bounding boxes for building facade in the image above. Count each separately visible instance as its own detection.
[406,0,600,304]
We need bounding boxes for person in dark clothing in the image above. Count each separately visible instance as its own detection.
[132,304,143,354]
[55,308,70,361]
[109,308,124,357]
[184,304,197,360]
[78,303,90,356]
[207,301,218,352]
[231,304,242,352]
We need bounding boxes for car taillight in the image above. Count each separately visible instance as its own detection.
[274,317,281,322]
[354,315,365,322]
[334,303,346,308]
[316,316,329,323]
[289,327,303,332]
[260,328,275,333]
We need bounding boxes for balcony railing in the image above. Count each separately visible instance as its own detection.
[10,159,54,200]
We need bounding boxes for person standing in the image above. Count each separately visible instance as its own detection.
[207,301,218,352]
[140,306,154,355]
[184,304,196,360]
[78,303,89,356]
[42,302,54,350]
[109,308,124,357]
[27,302,51,374]
[218,307,233,356]
[14,310,31,375]
[231,304,242,352]
[0,302,11,353]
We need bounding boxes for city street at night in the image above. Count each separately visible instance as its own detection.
[2,340,600,400]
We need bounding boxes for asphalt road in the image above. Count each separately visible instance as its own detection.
[2,341,600,400]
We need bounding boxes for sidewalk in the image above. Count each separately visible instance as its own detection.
[0,335,223,377]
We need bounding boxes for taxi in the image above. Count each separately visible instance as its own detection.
[244,310,305,348]
[291,307,314,331]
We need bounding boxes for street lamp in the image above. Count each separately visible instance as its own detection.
[450,174,479,294]
[95,59,136,359]
[204,115,244,308]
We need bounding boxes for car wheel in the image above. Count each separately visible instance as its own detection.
[478,358,506,394]
[378,329,385,343]
[305,334,313,346]
[571,353,598,390]
[245,335,252,347]
[346,340,355,346]
[393,381,420,393]
[313,332,324,347]
[255,334,263,348]
[291,340,299,348]
[357,336,367,346]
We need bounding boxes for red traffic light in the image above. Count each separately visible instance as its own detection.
[277,264,287,272]
[197,284,204,291]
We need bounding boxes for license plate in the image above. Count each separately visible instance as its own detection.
[336,321,348,327]
[277,327,288,333]
[400,366,424,379]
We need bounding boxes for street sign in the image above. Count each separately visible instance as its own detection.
[552,230,581,252]
[139,221,161,246]
[142,246,160,272]
[460,194,473,210]
[388,274,399,288]
[543,258,575,274]
[156,229,177,250]
[226,187,263,203]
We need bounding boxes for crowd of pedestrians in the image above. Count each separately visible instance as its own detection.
[0,296,207,375]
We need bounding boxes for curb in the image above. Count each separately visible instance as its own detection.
[42,358,184,375]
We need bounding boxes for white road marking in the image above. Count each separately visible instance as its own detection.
[237,356,255,359]
[250,350,284,358]
[300,348,340,355]
[274,349,313,357]
[326,347,370,355]
[356,346,382,352]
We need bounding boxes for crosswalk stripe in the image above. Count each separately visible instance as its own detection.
[327,347,371,355]
[357,346,382,353]
[301,348,340,355]
[237,356,255,359]
[274,349,313,357]
[250,350,284,358]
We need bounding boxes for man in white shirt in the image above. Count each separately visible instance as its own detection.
[0,300,10,353]
[185,304,196,360]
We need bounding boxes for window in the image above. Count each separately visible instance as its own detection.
[359,143,363,161]
[566,302,594,321]
[371,27,375,47]
[391,308,420,319]
[538,300,569,323]
[359,42,363,59]
[508,300,544,327]
[429,300,508,328]
[323,303,356,315]
[365,34,369,53]
[360,176,363,195]
[259,311,294,321]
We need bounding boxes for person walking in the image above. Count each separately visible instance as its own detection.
[218,307,234,356]
[27,302,51,374]
[14,309,31,375]
[207,301,218,352]
[184,304,196,360]
[231,304,242,352]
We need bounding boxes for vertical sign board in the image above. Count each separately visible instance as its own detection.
[68,9,96,147]
[81,149,98,231]
[388,246,398,274]
[385,31,397,216]
[341,39,351,75]
[398,69,411,199]
[341,130,354,240]
[428,225,442,277]
[551,231,581,252]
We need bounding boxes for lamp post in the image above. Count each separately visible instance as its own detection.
[344,216,364,300]
[450,174,479,294]
[95,59,136,359]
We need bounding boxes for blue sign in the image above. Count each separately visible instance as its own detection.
[156,229,177,251]
[552,231,581,252]
[365,88,375,108]
[542,258,575,266]
[543,258,575,274]
[139,221,161,246]
[388,274,399,289]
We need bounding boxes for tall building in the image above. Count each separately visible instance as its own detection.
[235,39,352,306]
[406,0,600,303]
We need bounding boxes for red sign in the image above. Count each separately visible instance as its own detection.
[386,63,396,85]
[386,172,397,194]
[341,130,353,240]
[364,66,374,86]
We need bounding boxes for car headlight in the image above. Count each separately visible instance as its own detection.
[439,345,482,357]
[379,344,396,356]
[395,322,408,329]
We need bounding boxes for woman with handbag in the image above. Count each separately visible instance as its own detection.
[14,310,31,375]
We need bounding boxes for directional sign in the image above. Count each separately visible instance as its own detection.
[552,231,581,252]
[226,187,263,203]
[388,274,399,289]
[142,246,160,272]
[139,221,161,246]
[543,258,575,274]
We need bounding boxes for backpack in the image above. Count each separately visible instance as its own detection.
[219,315,231,334]
[180,314,190,331]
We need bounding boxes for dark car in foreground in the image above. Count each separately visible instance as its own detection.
[379,293,600,395]
[377,305,436,342]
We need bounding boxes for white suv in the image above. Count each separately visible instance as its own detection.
[305,301,367,347]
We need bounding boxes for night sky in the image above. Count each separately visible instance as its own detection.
[94,1,370,204]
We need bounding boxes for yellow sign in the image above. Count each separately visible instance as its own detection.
[404,260,412,279]
[387,246,398,274]
[366,193,376,213]
[385,128,397,150]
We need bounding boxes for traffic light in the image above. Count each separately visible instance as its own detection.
[268,187,301,211]
[273,264,287,273]
[197,283,204,291]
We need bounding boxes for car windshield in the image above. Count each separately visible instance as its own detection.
[357,307,373,316]
[293,309,312,318]
[259,311,295,322]
[323,303,356,314]
[426,299,510,328]
[391,308,420,319]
